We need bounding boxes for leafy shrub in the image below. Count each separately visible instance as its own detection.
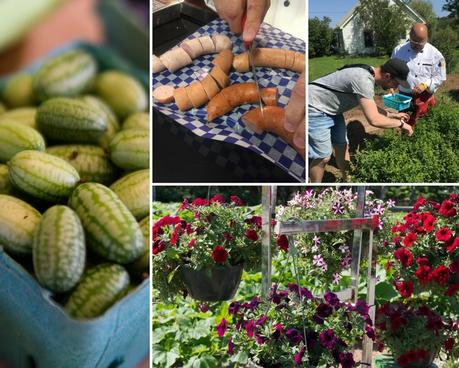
[431,27,459,73]
[309,17,334,57]
[352,103,459,182]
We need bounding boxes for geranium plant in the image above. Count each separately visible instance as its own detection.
[152,195,269,300]
[389,194,459,300]
[275,188,395,289]
[216,283,374,368]
[375,301,457,367]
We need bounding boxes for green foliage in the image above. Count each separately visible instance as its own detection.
[409,0,438,32]
[443,0,459,19]
[356,0,410,55]
[352,102,459,182]
[431,27,459,73]
[308,17,334,58]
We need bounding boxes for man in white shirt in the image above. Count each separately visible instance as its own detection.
[391,23,446,126]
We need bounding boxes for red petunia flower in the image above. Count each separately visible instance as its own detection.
[445,284,459,296]
[436,227,453,242]
[210,194,226,204]
[450,260,459,274]
[413,196,426,211]
[446,237,459,253]
[394,248,413,268]
[192,197,209,206]
[420,212,436,233]
[415,265,432,286]
[230,195,244,206]
[431,265,450,286]
[395,281,414,298]
[444,338,455,351]
[245,229,259,241]
[403,233,417,247]
[211,245,228,264]
[416,257,429,266]
[187,238,196,248]
[152,240,166,255]
[277,235,289,252]
[439,200,457,217]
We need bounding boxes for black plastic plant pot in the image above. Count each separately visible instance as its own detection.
[180,264,243,302]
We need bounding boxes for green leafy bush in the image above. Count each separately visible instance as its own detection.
[431,26,459,73]
[352,103,459,182]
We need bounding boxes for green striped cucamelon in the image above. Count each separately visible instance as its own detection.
[109,129,149,170]
[2,73,34,108]
[0,165,12,194]
[129,216,150,273]
[32,49,97,102]
[68,183,144,263]
[8,150,80,202]
[122,112,149,131]
[33,205,86,292]
[109,169,149,220]
[95,71,147,119]
[0,121,46,163]
[0,194,41,254]
[36,97,107,143]
[64,263,130,319]
[46,145,117,185]
[0,107,37,129]
[79,95,120,149]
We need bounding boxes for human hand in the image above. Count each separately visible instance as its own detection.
[213,0,270,43]
[401,121,413,136]
[412,83,427,95]
[388,88,396,95]
[284,71,305,150]
[392,112,410,122]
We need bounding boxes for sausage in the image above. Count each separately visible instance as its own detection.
[152,54,166,73]
[181,38,204,59]
[160,47,193,73]
[186,81,209,108]
[212,34,232,52]
[174,87,193,111]
[210,65,230,89]
[153,85,175,104]
[207,83,278,121]
[241,106,305,158]
[233,48,304,73]
[292,52,305,74]
[201,75,220,100]
[198,35,216,54]
[212,49,233,74]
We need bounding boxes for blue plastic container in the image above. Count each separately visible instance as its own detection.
[383,93,412,111]
[0,42,149,368]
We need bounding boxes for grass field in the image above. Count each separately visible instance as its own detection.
[309,50,459,80]
[308,55,388,81]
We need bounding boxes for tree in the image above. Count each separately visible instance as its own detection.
[356,0,410,55]
[308,17,334,58]
[443,0,459,18]
[409,0,437,31]
[431,26,458,73]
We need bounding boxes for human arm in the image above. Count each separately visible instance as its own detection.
[359,97,413,136]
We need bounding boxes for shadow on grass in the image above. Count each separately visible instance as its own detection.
[448,89,459,102]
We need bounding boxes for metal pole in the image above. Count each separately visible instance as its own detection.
[362,228,376,366]
[261,186,273,297]
[350,186,366,302]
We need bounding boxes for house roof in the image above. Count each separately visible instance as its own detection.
[336,0,426,29]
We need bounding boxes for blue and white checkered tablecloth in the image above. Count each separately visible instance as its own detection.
[153,18,305,182]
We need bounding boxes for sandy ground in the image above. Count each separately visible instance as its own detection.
[321,72,459,182]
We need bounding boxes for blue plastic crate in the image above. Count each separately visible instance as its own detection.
[383,93,412,111]
[0,42,149,368]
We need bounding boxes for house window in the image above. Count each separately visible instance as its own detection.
[364,30,374,47]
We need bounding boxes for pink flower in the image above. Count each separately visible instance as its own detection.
[216,318,227,337]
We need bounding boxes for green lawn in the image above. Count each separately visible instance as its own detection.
[309,55,389,81]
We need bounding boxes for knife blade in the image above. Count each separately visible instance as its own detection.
[241,12,264,117]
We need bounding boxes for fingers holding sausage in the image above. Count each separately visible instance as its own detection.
[214,0,246,34]
[284,71,305,133]
[243,0,271,44]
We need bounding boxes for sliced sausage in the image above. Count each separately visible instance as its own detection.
[160,48,193,73]
[212,49,233,74]
[153,85,175,104]
[174,87,193,111]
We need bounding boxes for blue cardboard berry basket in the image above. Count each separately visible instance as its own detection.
[0,42,149,368]
[383,93,412,111]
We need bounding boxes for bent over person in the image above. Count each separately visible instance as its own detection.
[308,58,413,183]
[392,23,446,126]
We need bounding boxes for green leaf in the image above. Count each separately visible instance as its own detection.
[184,355,219,368]
[375,281,398,302]
[167,265,181,284]
[230,351,249,365]
[152,345,179,367]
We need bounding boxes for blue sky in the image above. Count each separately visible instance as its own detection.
[309,0,449,27]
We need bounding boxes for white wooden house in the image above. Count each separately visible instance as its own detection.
[335,0,425,55]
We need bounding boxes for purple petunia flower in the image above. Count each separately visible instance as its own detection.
[285,328,303,344]
[316,303,333,318]
[365,326,375,340]
[245,320,255,338]
[319,329,337,350]
[354,300,370,316]
[255,315,267,326]
[339,352,355,368]
[272,323,284,340]
[228,301,242,315]
[216,318,227,337]
[255,333,265,345]
[228,338,234,355]
[332,201,345,215]
[293,346,306,366]
[324,291,340,308]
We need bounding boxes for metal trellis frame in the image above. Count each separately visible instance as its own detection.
[261,186,378,367]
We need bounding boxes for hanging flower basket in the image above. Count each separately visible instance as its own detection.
[180,264,243,302]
